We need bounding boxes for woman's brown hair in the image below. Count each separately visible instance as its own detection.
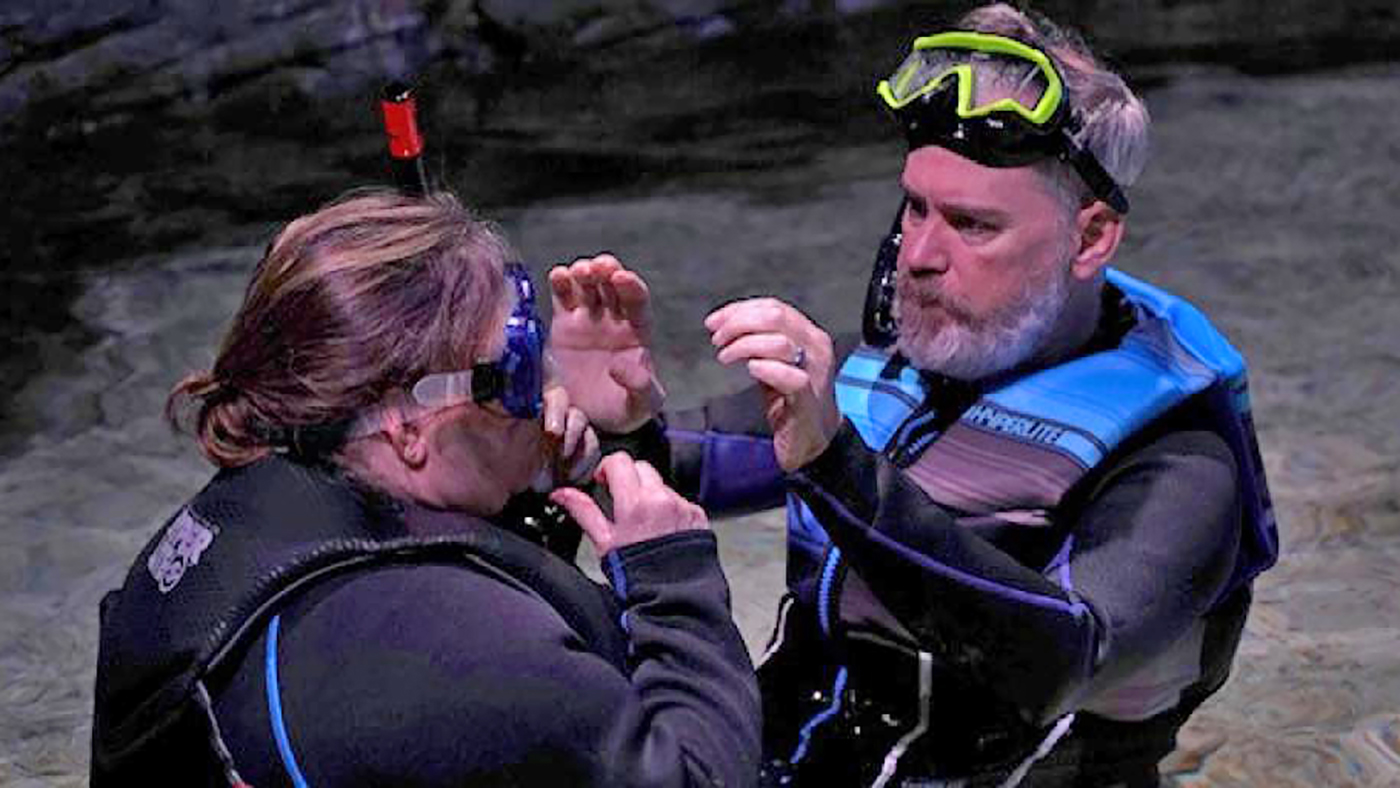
[168,189,511,467]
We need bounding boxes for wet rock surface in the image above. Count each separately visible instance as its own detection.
[2,18,1399,788]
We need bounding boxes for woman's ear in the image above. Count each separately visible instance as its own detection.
[381,408,429,469]
[1070,201,1125,281]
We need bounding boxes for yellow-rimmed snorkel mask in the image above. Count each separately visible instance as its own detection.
[877,31,1129,214]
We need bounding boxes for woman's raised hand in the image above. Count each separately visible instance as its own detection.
[549,453,707,556]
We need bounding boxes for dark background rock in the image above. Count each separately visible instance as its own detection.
[3,0,1399,436]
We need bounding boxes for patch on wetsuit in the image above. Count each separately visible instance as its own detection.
[147,507,217,594]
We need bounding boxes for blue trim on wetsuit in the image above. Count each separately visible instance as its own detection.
[789,666,849,765]
[265,614,311,788]
[603,551,635,656]
[816,547,843,637]
[834,348,925,451]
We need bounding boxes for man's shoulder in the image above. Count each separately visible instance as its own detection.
[1048,390,1230,510]
[1131,392,1235,459]
[1079,393,1238,503]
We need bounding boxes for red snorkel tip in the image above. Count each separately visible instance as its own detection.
[379,81,430,195]
[379,82,425,160]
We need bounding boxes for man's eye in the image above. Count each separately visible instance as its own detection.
[905,199,928,221]
[950,214,996,235]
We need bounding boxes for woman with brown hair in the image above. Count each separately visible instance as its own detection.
[90,189,759,787]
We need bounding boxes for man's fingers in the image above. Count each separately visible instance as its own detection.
[597,277,620,313]
[607,347,654,390]
[683,500,709,530]
[745,358,810,397]
[608,350,667,429]
[581,257,623,316]
[548,488,612,549]
[609,349,666,405]
[703,299,748,331]
[589,254,622,276]
[706,299,808,349]
[566,427,601,482]
[559,257,608,315]
[715,332,801,367]
[554,256,651,330]
[562,407,584,456]
[704,297,792,330]
[578,276,604,314]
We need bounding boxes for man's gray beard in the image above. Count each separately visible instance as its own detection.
[895,263,1071,382]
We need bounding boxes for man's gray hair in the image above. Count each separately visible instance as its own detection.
[958,3,1150,208]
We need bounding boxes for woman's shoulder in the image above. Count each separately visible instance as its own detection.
[214,561,629,786]
[284,561,584,651]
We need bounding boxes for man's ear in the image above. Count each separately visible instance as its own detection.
[1070,201,1125,281]
[382,408,429,469]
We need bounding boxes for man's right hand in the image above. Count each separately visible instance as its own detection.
[549,453,708,557]
[547,255,666,434]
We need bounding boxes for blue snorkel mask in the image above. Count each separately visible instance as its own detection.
[339,262,547,445]
[407,262,547,421]
[491,262,548,419]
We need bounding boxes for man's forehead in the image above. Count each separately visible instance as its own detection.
[900,146,1050,212]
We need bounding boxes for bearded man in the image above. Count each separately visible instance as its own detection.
[549,4,1278,786]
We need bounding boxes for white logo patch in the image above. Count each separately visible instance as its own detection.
[147,507,217,594]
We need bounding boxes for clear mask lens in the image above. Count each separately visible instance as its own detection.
[888,48,1051,118]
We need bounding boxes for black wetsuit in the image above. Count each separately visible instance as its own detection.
[91,457,760,787]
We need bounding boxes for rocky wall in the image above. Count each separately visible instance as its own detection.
[2,0,1397,440]
[4,1,1399,143]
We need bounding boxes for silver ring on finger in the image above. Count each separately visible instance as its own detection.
[792,344,807,369]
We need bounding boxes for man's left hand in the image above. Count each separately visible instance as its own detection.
[706,298,840,471]
[548,254,666,434]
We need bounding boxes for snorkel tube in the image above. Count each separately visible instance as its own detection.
[376,82,582,559]
[379,82,430,195]
[862,203,904,349]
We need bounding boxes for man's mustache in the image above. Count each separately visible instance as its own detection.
[896,276,972,323]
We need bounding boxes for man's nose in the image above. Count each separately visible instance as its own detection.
[898,219,951,276]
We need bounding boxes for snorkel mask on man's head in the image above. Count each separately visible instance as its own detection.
[876,31,1129,214]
